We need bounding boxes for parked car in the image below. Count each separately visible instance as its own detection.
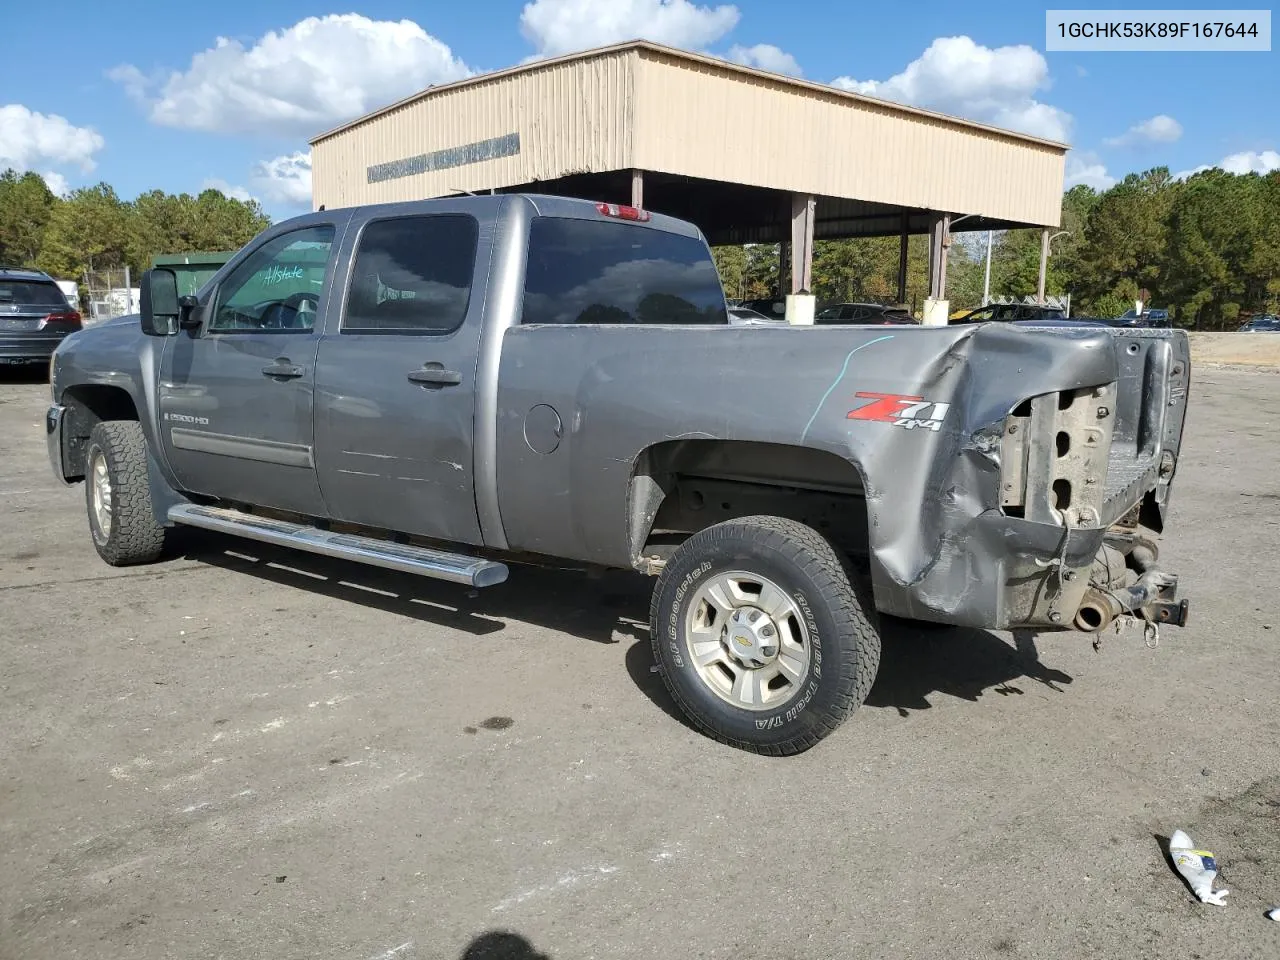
[815,302,916,325]
[950,303,1066,324]
[728,306,784,326]
[1239,315,1280,332]
[0,266,83,366]
[46,194,1192,756]
[1115,308,1171,328]
[738,297,787,319]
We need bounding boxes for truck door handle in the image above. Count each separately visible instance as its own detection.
[262,359,304,380]
[407,367,462,386]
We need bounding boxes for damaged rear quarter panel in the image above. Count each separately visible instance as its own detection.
[494,321,1120,628]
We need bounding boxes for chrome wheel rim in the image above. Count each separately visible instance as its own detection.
[684,570,811,711]
[89,450,113,540]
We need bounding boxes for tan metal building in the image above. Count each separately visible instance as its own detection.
[311,40,1068,300]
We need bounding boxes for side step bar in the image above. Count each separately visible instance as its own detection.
[168,504,509,588]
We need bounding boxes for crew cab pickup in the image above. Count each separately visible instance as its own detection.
[46,194,1192,755]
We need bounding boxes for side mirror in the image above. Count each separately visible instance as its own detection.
[140,268,180,336]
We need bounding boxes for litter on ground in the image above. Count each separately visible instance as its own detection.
[1168,829,1229,906]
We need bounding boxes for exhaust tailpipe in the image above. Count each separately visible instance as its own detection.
[1074,588,1124,632]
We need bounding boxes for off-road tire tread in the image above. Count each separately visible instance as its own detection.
[649,515,881,756]
[86,420,166,566]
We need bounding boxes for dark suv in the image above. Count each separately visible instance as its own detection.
[950,303,1066,324]
[815,302,916,325]
[0,267,82,366]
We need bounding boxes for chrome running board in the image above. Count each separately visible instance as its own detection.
[168,503,508,588]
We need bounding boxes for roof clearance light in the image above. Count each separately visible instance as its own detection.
[596,202,651,222]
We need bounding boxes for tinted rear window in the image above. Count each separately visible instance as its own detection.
[343,214,478,334]
[521,217,726,325]
[0,280,65,307]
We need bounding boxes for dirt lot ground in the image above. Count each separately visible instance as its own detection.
[2,364,1278,960]
[1188,331,1280,369]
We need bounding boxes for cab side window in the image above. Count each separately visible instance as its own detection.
[209,226,335,333]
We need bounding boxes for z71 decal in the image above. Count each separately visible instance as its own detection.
[847,392,950,432]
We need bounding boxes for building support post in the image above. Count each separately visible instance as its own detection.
[896,211,909,304]
[782,193,816,324]
[777,240,790,299]
[1037,228,1050,304]
[790,193,815,294]
[923,213,951,325]
[926,213,951,299]
[982,229,993,305]
[630,169,644,209]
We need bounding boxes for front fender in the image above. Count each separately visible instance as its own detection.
[52,316,177,488]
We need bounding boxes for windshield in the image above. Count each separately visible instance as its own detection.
[0,280,66,307]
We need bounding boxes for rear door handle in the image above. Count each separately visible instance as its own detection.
[262,359,304,380]
[407,367,462,386]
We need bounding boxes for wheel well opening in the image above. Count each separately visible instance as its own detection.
[60,385,140,480]
[630,440,870,566]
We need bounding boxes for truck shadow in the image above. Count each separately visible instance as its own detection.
[0,364,51,386]
[179,532,1072,719]
[178,531,651,647]
[864,621,1074,717]
[625,619,1075,726]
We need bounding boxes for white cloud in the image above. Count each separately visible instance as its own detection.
[520,0,740,57]
[1064,151,1115,190]
[107,64,149,102]
[1074,65,1088,77]
[200,178,256,203]
[1219,149,1280,175]
[1104,114,1182,147]
[0,104,104,173]
[251,151,312,207]
[111,15,471,137]
[727,43,802,77]
[40,171,70,197]
[1176,149,1280,180]
[831,36,1072,142]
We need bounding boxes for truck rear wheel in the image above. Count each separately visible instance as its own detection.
[649,516,881,755]
[84,421,167,566]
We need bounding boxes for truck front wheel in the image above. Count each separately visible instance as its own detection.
[649,516,881,756]
[84,421,167,566]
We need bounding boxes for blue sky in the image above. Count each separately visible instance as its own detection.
[2,0,1276,218]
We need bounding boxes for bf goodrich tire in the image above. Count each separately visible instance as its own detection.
[84,420,167,566]
[649,516,881,756]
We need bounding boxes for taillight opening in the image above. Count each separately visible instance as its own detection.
[596,202,651,222]
[39,310,82,331]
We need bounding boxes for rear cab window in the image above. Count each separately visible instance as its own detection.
[521,217,726,325]
[343,214,479,334]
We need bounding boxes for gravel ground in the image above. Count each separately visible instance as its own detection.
[2,365,1278,960]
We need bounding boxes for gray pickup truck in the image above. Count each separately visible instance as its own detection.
[46,194,1191,755]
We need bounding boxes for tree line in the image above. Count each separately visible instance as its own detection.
[0,169,270,281]
[4,164,1274,329]
[714,166,1280,329]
